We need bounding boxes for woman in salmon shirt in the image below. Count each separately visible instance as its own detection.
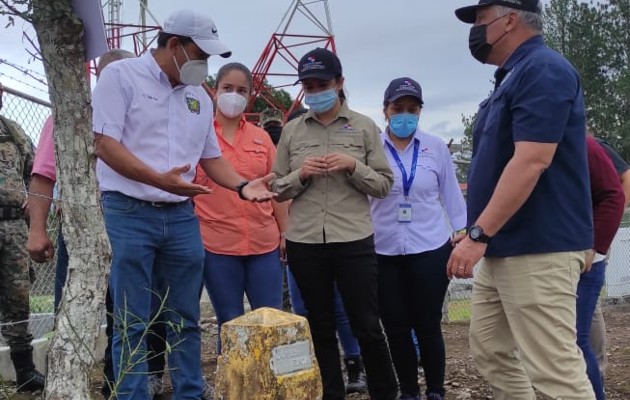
[194,63,288,352]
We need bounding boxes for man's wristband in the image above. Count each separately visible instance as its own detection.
[236,181,249,200]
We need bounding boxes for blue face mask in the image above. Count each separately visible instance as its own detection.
[389,113,419,138]
[304,88,338,113]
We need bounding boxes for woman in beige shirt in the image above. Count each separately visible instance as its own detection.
[272,47,397,400]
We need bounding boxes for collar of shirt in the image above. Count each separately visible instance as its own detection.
[213,116,248,147]
[144,50,179,88]
[495,35,545,87]
[304,99,352,125]
[381,128,421,153]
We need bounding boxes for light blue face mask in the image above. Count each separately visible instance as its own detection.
[304,88,338,113]
[389,113,419,138]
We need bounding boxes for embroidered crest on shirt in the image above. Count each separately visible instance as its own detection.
[186,96,201,114]
[338,123,359,134]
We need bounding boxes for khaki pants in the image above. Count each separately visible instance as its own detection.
[589,299,608,374]
[469,252,595,400]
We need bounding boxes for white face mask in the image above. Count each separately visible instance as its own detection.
[174,45,208,86]
[217,92,248,118]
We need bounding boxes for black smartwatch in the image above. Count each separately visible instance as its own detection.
[468,225,491,244]
[236,181,249,200]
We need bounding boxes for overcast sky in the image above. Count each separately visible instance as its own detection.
[0,0,548,142]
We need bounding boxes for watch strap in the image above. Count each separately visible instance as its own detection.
[236,181,249,200]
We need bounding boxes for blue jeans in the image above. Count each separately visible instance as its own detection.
[286,267,360,358]
[576,260,606,400]
[203,249,283,353]
[102,192,204,400]
[53,229,69,311]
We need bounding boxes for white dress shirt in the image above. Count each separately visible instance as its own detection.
[92,52,221,202]
[369,129,467,255]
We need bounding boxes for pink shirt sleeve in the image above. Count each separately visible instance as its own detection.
[32,116,56,182]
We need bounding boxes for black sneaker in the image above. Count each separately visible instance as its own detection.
[344,357,367,394]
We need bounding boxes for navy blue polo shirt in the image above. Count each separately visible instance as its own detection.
[467,35,593,257]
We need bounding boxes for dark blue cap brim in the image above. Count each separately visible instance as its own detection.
[294,71,337,85]
[455,4,489,23]
[387,92,424,105]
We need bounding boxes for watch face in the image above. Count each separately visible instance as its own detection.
[470,226,481,240]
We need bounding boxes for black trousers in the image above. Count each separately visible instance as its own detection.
[377,241,452,397]
[287,236,397,400]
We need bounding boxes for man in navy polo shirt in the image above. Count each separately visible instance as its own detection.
[448,0,596,398]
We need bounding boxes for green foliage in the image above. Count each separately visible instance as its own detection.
[545,0,630,160]
[460,114,475,150]
[30,295,54,313]
[455,114,475,183]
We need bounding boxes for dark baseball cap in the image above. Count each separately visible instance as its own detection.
[455,0,542,24]
[287,106,308,122]
[295,48,342,84]
[383,77,423,105]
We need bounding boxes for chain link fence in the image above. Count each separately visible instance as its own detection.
[604,215,630,304]
[1,82,629,340]
[444,213,630,322]
[0,83,58,343]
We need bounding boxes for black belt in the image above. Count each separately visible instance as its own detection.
[0,206,24,220]
[142,199,190,208]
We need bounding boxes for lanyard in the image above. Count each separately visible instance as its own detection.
[385,139,419,199]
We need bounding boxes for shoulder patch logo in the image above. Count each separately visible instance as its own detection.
[186,96,201,114]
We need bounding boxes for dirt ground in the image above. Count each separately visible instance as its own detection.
[5,306,630,399]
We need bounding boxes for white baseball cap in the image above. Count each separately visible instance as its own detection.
[163,9,232,58]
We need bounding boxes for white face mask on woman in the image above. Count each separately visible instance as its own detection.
[217,92,248,118]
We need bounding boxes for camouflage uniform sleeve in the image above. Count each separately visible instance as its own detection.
[2,117,34,185]
[23,134,34,187]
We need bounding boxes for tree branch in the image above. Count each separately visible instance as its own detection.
[0,0,33,23]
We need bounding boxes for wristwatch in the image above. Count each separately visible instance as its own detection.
[468,225,491,244]
[236,181,249,200]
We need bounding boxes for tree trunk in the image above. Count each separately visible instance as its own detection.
[31,1,112,399]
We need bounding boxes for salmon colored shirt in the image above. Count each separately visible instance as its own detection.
[194,117,280,256]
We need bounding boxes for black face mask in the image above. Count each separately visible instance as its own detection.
[264,125,283,145]
[468,15,508,64]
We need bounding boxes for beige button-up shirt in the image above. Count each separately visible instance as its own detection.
[272,102,393,244]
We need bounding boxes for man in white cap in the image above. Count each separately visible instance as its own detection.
[91,9,275,400]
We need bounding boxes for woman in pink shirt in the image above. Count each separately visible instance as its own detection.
[193,63,287,352]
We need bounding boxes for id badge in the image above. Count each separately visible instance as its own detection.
[398,203,412,223]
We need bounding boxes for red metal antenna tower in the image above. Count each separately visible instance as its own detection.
[249,0,336,122]
[96,1,220,98]
[88,0,161,77]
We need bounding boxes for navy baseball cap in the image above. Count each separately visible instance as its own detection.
[455,0,542,24]
[383,77,423,105]
[295,48,342,84]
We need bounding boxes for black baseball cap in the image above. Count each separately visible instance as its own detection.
[455,0,542,24]
[383,77,423,106]
[295,48,342,84]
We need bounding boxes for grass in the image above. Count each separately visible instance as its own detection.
[447,298,472,322]
[30,295,54,314]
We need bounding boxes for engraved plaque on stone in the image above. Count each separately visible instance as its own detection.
[270,340,313,376]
